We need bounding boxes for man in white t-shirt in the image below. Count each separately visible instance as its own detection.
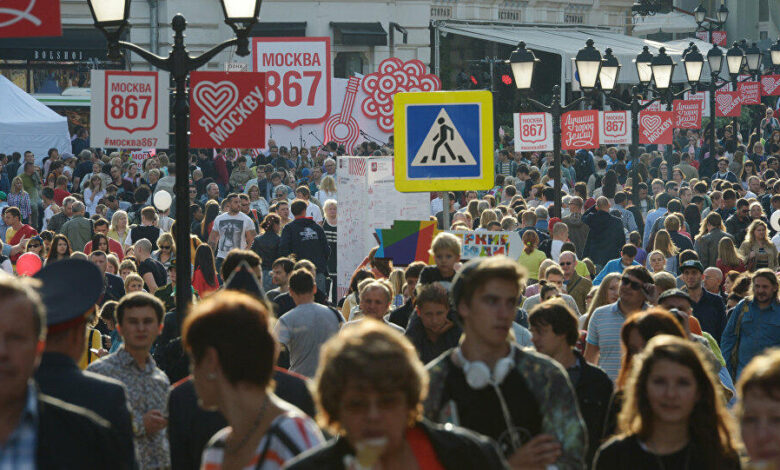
[208,193,257,272]
[294,186,322,224]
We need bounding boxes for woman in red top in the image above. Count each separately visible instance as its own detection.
[716,237,746,278]
[192,244,219,297]
[285,321,505,470]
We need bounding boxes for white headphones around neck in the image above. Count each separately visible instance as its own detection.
[454,347,515,390]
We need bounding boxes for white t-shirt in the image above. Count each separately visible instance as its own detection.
[306,202,323,224]
[212,212,254,259]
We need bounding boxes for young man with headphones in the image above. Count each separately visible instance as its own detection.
[423,256,587,470]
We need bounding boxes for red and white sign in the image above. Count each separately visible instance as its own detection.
[561,110,599,150]
[711,30,727,46]
[252,37,330,128]
[738,81,761,105]
[361,58,441,134]
[715,90,742,117]
[130,149,155,169]
[598,111,631,146]
[683,90,710,116]
[0,0,61,38]
[513,112,553,152]
[639,111,674,144]
[90,70,170,149]
[189,72,266,148]
[673,100,702,129]
[761,75,780,96]
[695,31,709,43]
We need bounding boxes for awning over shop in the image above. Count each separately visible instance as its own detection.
[250,22,307,37]
[435,21,724,89]
[0,28,111,62]
[331,22,387,46]
[632,11,699,35]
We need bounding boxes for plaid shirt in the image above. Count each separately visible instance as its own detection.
[0,382,38,470]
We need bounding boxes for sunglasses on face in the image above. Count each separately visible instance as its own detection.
[160,245,171,250]
[28,244,40,249]
[621,276,643,291]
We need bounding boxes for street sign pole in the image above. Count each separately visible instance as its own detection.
[442,192,451,229]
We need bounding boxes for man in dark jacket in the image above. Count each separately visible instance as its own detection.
[529,300,613,468]
[562,196,589,259]
[0,271,124,469]
[583,197,625,269]
[725,198,751,247]
[32,259,135,468]
[280,199,330,293]
[404,282,462,364]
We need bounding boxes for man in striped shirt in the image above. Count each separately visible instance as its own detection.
[584,265,653,381]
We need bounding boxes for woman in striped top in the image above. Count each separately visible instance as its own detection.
[184,290,324,469]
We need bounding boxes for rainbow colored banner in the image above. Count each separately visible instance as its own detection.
[374,220,438,266]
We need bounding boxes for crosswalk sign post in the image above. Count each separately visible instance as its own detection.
[394,90,494,193]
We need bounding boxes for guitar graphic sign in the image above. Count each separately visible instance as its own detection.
[323,76,361,153]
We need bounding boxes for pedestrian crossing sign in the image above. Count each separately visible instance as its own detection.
[394,90,494,192]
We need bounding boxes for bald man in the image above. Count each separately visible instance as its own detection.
[703,267,724,297]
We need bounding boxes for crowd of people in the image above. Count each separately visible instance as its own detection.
[2,103,780,469]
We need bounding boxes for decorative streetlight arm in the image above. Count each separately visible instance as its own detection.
[116,41,169,70]
[187,38,240,71]
[114,37,239,74]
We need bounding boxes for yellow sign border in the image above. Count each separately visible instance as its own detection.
[394,90,494,192]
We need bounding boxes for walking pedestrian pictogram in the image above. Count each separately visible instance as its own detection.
[394,90,493,192]
[411,109,477,167]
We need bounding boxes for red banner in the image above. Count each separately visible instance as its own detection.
[761,75,780,96]
[673,100,702,129]
[0,0,61,38]
[561,110,599,150]
[738,81,761,105]
[189,72,266,148]
[715,91,742,117]
[639,111,674,144]
[711,30,727,46]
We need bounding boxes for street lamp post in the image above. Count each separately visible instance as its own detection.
[508,41,599,218]
[88,0,261,320]
[694,2,728,45]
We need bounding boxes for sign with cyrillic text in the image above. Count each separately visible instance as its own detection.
[561,110,599,150]
[189,72,266,148]
[598,111,631,146]
[90,70,170,149]
[639,111,674,144]
[738,81,761,105]
[252,37,331,127]
[514,112,553,152]
[715,91,742,117]
[673,100,702,129]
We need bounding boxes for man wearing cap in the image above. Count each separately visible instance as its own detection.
[680,259,728,343]
[0,275,123,468]
[424,256,586,469]
[32,259,136,468]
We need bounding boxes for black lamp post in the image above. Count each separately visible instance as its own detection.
[771,39,780,73]
[508,40,601,218]
[88,0,261,321]
[694,2,728,44]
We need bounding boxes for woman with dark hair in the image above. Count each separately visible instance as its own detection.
[595,335,739,469]
[46,234,71,265]
[339,270,375,318]
[184,291,324,468]
[285,320,504,470]
[251,213,282,292]
[200,199,220,243]
[683,204,701,240]
[736,348,780,467]
[192,244,219,296]
[595,170,619,201]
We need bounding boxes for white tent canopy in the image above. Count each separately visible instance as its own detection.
[436,22,725,98]
[632,11,698,35]
[0,75,71,165]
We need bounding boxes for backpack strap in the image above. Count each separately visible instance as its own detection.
[729,301,751,378]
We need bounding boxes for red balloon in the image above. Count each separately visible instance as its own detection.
[16,253,42,277]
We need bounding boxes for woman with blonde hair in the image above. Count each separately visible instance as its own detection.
[517,230,545,282]
[739,219,778,271]
[476,208,497,231]
[84,174,106,216]
[717,237,746,277]
[594,336,739,469]
[646,250,667,274]
[653,229,678,273]
[7,176,31,222]
[152,232,175,271]
[582,272,621,331]
[315,175,337,202]
[109,210,129,247]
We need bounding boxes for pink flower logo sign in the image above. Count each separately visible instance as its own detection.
[361,58,441,133]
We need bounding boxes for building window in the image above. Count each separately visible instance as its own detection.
[334,52,364,78]
[761,31,769,40]
[759,0,769,21]
[564,14,584,24]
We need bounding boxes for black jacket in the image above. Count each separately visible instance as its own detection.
[284,419,507,470]
[583,208,625,267]
[104,272,126,304]
[279,217,330,275]
[169,370,316,470]
[570,351,613,469]
[725,213,751,247]
[36,392,126,469]
[34,352,135,469]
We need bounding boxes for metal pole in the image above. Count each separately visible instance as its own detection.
[442,192,451,229]
[630,87,641,206]
[665,89,672,165]
[434,23,440,77]
[551,85,562,219]
[710,74,717,158]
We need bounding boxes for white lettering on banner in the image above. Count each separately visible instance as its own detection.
[599,111,631,145]
[674,101,701,129]
[90,70,170,150]
[193,81,264,146]
[683,91,710,116]
[641,114,671,142]
[563,112,597,148]
[253,38,331,127]
[716,92,741,115]
[514,112,553,152]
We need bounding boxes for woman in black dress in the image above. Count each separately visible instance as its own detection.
[594,335,739,470]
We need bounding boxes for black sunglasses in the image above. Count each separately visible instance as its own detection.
[159,245,171,250]
[28,244,41,249]
[621,276,642,291]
